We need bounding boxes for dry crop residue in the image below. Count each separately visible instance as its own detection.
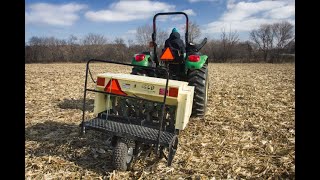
[25,63,295,179]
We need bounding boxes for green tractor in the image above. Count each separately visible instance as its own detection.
[131,12,209,117]
[79,11,210,171]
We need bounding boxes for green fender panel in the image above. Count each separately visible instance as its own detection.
[131,54,150,66]
[185,55,208,70]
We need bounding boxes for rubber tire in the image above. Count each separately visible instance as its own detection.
[188,63,209,117]
[113,139,132,171]
[131,67,146,76]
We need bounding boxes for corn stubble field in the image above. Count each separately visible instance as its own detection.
[25,63,295,179]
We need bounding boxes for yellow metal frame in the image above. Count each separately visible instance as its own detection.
[93,73,194,130]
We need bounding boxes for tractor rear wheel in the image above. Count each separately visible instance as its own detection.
[188,63,209,117]
[113,138,134,171]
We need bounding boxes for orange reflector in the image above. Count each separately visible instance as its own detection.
[104,79,127,96]
[97,77,105,86]
[160,47,174,61]
[169,87,179,97]
[159,87,179,97]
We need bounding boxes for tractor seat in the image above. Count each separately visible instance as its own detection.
[171,49,184,62]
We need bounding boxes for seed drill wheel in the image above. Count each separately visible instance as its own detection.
[167,135,178,166]
[188,63,209,117]
[113,138,134,171]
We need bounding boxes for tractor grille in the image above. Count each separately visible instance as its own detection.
[84,118,175,146]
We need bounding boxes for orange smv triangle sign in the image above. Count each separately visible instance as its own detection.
[160,47,174,61]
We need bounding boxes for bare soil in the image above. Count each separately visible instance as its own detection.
[25,63,295,179]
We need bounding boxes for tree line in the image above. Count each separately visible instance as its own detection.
[25,21,294,63]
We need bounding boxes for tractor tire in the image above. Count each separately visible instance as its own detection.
[131,67,146,76]
[188,63,209,117]
[113,138,134,171]
[131,67,155,77]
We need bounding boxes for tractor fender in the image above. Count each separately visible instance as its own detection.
[185,55,208,70]
[131,54,150,66]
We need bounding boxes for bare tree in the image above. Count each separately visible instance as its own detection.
[230,40,254,62]
[250,24,274,62]
[80,33,107,60]
[135,24,168,49]
[244,41,254,62]
[272,21,294,62]
[127,39,134,48]
[114,37,125,45]
[29,36,43,46]
[67,35,78,45]
[27,36,43,62]
[273,21,294,49]
[136,24,152,47]
[66,35,79,61]
[157,31,169,49]
[220,28,239,62]
[25,21,294,63]
[113,37,126,62]
[82,33,107,45]
[184,21,201,43]
[202,39,220,62]
[286,40,295,54]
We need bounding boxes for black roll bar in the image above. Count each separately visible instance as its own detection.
[152,12,189,67]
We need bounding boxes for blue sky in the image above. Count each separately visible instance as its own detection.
[25,0,295,44]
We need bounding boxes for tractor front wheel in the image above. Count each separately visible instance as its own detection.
[188,63,209,117]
